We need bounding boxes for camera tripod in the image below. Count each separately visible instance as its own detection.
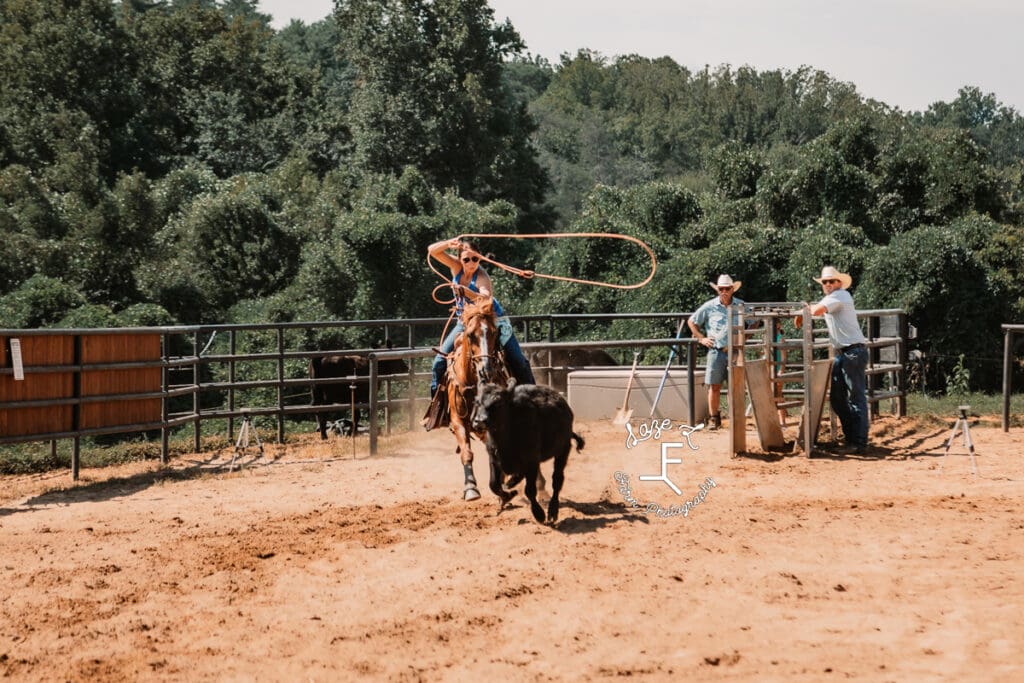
[941,405,977,476]
[230,412,264,471]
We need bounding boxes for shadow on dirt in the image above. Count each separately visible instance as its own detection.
[735,450,792,462]
[552,499,651,535]
[733,425,955,463]
[0,449,285,517]
[807,438,947,461]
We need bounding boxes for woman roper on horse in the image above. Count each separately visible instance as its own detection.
[425,238,535,406]
[443,298,517,501]
[423,238,536,500]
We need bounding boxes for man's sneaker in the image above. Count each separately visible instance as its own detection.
[708,413,722,430]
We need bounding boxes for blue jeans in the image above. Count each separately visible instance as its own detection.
[431,322,535,393]
[830,346,869,447]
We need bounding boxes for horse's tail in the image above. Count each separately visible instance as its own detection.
[571,432,585,452]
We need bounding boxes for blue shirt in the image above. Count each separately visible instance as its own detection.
[454,269,505,316]
[690,296,746,348]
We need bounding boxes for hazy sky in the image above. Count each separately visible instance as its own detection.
[259,0,1024,113]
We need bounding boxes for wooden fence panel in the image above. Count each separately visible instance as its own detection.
[80,334,162,429]
[0,336,74,437]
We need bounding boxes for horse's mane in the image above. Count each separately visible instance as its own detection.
[461,298,496,335]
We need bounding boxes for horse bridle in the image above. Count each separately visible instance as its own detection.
[471,318,497,383]
[448,316,504,420]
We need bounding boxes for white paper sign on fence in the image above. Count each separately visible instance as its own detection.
[10,338,24,381]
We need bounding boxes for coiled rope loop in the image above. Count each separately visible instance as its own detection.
[429,232,657,306]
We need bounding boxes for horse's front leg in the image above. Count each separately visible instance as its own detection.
[451,419,480,501]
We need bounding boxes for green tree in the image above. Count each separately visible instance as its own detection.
[705,141,765,200]
[0,0,146,180]
[336,0,547,212]
[141,177,298,320]
[978,221,1024,320]
[919,86,1024,168]
[274,17,355,173]
[0,274,86,328]
[127,2,310,176]
[920,129,1003,224]
[858,223,999,389]
[219,0,271,27]
[0,165,66,293]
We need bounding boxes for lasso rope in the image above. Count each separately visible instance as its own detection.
[428,232,658,306]
[428,232,658,355]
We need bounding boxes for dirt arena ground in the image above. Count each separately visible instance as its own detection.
[2,413,1023,682]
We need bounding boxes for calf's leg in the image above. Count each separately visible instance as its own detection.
[524,463,545,523]
[547,444,571,524]
[487,447,515,507]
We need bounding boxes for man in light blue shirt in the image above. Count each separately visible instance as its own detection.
[801,266,869,454]
[687,274,745,430]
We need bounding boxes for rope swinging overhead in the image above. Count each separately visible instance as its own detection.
[428,232,658,305]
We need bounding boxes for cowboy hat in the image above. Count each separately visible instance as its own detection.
[709,274,741,293]
[813,266,853,289]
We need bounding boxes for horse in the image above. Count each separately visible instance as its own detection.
[444,298,514,502]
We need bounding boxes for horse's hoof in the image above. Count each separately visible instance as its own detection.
[464,488,481,501]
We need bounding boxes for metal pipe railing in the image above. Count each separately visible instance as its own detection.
[2,308,911,476]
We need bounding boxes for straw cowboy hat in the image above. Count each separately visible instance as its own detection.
[813,266,853,289]
[709,274,741,293]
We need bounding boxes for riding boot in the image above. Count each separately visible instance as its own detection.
[708,412,722,430]
[421,384,450,431]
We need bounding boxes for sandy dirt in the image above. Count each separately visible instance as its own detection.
[2,413,1023,682]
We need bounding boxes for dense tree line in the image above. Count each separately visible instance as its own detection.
[1,0,1022,390]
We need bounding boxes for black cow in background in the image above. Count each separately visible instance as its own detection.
[309,341,408,439]
[472,379,585,524]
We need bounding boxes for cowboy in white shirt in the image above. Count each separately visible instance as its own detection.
[797,266,870,454]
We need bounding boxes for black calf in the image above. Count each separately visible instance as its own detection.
[471,379,584,524]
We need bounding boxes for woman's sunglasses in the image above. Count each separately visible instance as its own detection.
[461,256,480,263]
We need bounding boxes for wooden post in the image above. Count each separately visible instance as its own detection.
[728,305,746,456]
[687,341,696,427]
